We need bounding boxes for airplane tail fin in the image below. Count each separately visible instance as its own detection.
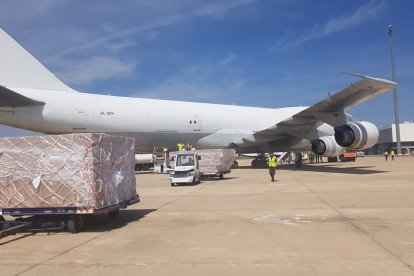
[0,27,73,91]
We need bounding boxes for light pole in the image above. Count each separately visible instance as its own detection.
[387,24,402,155]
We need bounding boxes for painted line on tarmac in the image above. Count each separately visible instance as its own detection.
[292,176,414,272]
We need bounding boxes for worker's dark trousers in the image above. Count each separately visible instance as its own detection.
[269,167,276,182]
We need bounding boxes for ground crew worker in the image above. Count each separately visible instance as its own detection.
[390,150,395,160]
[384,150,389,161]
[186,142,192,151]
[177,141,185,152]
[267,153,278,182]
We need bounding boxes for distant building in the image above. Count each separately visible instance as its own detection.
[371,121,414,155]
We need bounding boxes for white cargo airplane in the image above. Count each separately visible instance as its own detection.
[0,27,396,164]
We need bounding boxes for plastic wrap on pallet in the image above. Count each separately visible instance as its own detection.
[170,149,235,175]
[0,133,136,209]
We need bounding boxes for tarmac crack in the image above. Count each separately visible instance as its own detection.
[15,185,208,276]
[15,231,109,276]
[293,176,414,272]
[14,184,208,275]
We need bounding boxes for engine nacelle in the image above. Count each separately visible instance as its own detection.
[311,136,343,157]
[334,121,379,149]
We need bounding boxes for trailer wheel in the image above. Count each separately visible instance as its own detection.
[68,215,84,233]
[219,174,224,180]
[0,215,4,230]
[108,210,120,219]
[171,183,176,187]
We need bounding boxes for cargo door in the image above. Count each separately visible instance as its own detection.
[73,109,89,131]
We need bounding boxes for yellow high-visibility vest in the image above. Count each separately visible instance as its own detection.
[177,143,185,151]
[267,156,277,168]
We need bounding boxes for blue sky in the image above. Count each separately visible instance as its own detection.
[0,0,413,136]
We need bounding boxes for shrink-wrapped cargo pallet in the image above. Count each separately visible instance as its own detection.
[170,149,235,175]
[0,133,137,209]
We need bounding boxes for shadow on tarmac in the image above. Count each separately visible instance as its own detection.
[84,208,156,232]
[235,164,387,175]
[0,233,35,246]
[201,176,237,182]
[135,171,157,175]
[0,209,156,243]
[279,163,388,175]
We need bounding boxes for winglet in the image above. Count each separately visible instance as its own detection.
[342,71,397,86]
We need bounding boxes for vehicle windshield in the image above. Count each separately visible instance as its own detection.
[176,154,195,166]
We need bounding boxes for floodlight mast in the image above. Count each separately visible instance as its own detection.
[387,24,402,155]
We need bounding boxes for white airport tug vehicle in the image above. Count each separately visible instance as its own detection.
[169,152,201,186]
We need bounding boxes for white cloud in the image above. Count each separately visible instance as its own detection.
[55,57,137,86]
[0,0,60,24]
[219,54,238,66]
[53,0,260,59]
[133,60,246,103]
[270,1,386,51]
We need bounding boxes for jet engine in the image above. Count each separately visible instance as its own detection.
[311,136,343,157]
[334,121,379,149]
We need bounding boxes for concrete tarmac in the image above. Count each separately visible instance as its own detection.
[1,156,414,275]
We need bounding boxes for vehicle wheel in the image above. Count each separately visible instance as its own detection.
[251,159,257,168]
[219,174,224,180]
[231,161,239,169]
[108,209,120,219]
[68,215,84,233]
[0,215,4,230]
[171,183,176,187]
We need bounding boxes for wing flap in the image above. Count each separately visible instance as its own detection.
[0,85,45,107]
[299,76,396,116]
[244,76,396,144]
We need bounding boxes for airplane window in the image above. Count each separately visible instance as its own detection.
[194,121,197,124]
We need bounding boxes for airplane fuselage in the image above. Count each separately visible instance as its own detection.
[0,88,324,153]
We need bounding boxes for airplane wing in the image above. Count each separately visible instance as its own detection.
[0,86,45,107]
[238,76,396,145]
